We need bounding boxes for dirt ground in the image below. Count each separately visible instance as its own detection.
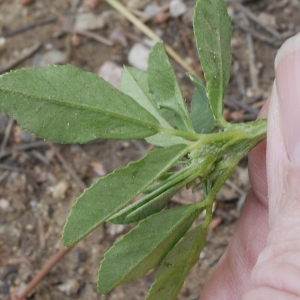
[0,0,300,299]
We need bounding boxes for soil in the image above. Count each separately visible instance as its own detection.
[0,0,300,299]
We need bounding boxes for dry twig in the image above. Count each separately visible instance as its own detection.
[225,179,245,196]
[65,0,82,63]
[14,142,87,300]
[37,215,46,249]
[1,17,57,38]
[74,29,113,46]
[16,247,73,300]
[105,0,197,74]
[0,164,37,179]
[0,42,41,74]
[234,2,281,39]
[0,117,14,152]
[225,96,260,115]
[13,141,51,152]
[0,170,9,184]
[234,23,279,46]
[48,142,87,191]
[242,13,259,94]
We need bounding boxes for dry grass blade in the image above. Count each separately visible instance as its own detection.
[105,0,197,74]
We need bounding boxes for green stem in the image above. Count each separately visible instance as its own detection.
[197,153,243,228]
[187,118,267,153]
[216,116,228,128]
[158,125,202,141]
[203,204,213,228]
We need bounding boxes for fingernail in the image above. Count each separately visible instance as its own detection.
[275,33,300,165]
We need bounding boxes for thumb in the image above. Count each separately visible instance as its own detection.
[244,33,300,298]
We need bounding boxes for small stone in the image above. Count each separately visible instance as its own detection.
[18,130,35,143]
[73,248,88,262]
[109,28,128,47]
[74,13,105,31]
[143,4,161,17]
[51,181,69,199]
[227,5,235,18]
[80,283,97,299]
[0,198,9,210]
[57,279,80,296]
[71,34,82,47]
[155,29,164,38]
[107,224,125,236]
[153,11,170,24]
[98,61,123,90]
[19,0,34,6]
[25,224,34,232]
[258,12,277,28]
[84,0,99,9]
[200,251,205,259]
[29,200,38,207]
[70,145,84,153]
[169,0,187,18]
[39,50,66,67]
[128,43,152,71]
[127,0,148,10]
[236,167,249,187]
[90,162,107,177]
[182,7,194,25]
[0,37,6,50]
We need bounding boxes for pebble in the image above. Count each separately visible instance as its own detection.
[109,28,128,47]
[29,200,38,207]
[127,43,152,71]
[143,4,161,17]
[51,181,69,199]
[107,224,125,236]
[98,61,123,90]
[84,0,99,9]
[57,279,80,296]
[80,283,98,299]
[39,50,66,67]
[25,224,34,232]
[169,0,187,18]
[127,0,148,9]
[73,247,88,262]
[258,12,277,28]
[153,11,170,24]
[0,198,9,210]
[19,0,34,6]
[236,167,250,187]
[182,7,194,25]
[13,125,35,144]
[71,34,82,47]
[90,162,107,177]
[18,130,35,143]
[200,251,205,259]
[218,184,237,201]
[74,12,105,31]
[0,37,6,50]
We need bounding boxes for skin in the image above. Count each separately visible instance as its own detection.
[201,33,300,299]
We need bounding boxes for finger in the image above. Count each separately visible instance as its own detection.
[200,83,272,300]
[248,95,269,206]
[243,287,300,300]
[244,33,300,297]
[200,190,268,300]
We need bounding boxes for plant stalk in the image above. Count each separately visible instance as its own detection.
[16,246,73,300]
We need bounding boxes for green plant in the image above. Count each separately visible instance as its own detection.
[0,0,267,299]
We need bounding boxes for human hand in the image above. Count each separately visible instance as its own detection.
[200,33,300,299]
